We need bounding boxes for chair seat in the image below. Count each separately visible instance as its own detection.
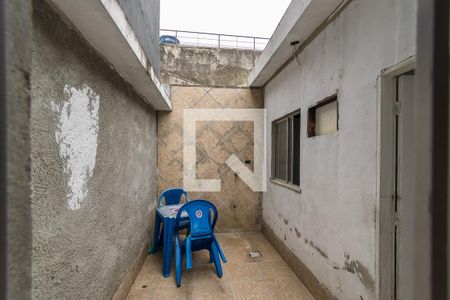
[179,234,213,249]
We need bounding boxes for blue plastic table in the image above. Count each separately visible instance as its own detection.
[150,204,188,277]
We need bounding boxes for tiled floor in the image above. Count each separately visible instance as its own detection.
[126,232,314,300]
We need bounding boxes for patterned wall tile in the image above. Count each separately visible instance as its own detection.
[158,86,263,232]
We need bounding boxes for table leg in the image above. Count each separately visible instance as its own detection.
[163,218,174,277]
[149,213,162,254]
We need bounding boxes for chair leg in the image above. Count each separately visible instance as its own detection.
[162,219,173,277]
[211,242,223,278]
[208,250,213,263]
[175,240,182,287]
[149,215,162,254]
[213,235,227,263]
[186,237,193,270]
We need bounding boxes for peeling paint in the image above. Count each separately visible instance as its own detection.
[309,241,328,259]
[51,84,99,210]
[342,253,375,291]
[294,227,301,238]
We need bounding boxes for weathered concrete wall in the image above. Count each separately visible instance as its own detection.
[158,86,263,232]
[160,45,261,87]
[5,0,33,299]
[263,0,416,299]
[118,0,160,74]
[31,1,157,299]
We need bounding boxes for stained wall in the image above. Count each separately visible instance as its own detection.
[31,2,158,298]
[262,0,416,298]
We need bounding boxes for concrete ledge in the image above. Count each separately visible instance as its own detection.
[248,0,345,87]
[160,44,261,87]
[261,221,334,300]
[47,0,172,111]
[112,240,149,300]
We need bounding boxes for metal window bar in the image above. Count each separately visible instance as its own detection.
[160,29,269,51]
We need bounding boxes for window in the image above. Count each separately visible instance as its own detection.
[307,95,338,137]
[272,110,300,187]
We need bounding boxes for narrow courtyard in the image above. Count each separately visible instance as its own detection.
[4,0,444,300]
[127,233,313,299]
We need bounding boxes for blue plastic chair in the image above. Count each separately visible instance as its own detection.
[159,188,189,230]
[152,188,190,254]
[174,200,227,287]
[159,188,189,207]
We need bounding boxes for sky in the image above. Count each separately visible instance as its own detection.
[160,0,292,39]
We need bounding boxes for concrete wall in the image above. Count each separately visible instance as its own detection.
[262,0,416,299]
[118,0,160,74]
[158,86,263,232]
[161,45,261,87]
[31,1,157,299]
[5,0,33,299]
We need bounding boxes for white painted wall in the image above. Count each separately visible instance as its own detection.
[263,0,416,299]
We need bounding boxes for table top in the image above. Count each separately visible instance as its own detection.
[157,204,188,219]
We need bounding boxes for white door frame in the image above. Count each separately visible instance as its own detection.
[376,56,415,300]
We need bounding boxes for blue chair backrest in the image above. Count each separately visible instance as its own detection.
[159,188,188,207]
[175,200,217,236]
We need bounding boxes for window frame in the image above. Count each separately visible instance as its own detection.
[271,109,301,191]
[307,94,339,138]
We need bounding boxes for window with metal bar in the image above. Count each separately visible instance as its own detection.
[271,110,301,186]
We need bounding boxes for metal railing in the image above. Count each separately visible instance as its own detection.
[160,29,270,51]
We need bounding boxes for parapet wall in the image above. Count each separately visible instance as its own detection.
[160,44,261,87]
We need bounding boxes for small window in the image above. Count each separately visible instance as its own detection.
[272,110,300,186]
[307,95,338,137]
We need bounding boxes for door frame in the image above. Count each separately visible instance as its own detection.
[416,0,449,298]
[376,56,415,300]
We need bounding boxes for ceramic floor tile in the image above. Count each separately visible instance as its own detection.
[216,233,250,251]
[257,260,297,281]
[143,253,164,271]
[192,249,212,265]
[225,248,257,264]
[192,281,233,300]
[193,263,226,286]
[255,247,284,263]
[158,267,194,287]
[231,280,274,300]
[126,288,155,300]
[126,232,314,300]
[131,268,160,290]
[243,237,277,253]
[267,277,314,300]
[152,285,194,300]
[222,261,264,282]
